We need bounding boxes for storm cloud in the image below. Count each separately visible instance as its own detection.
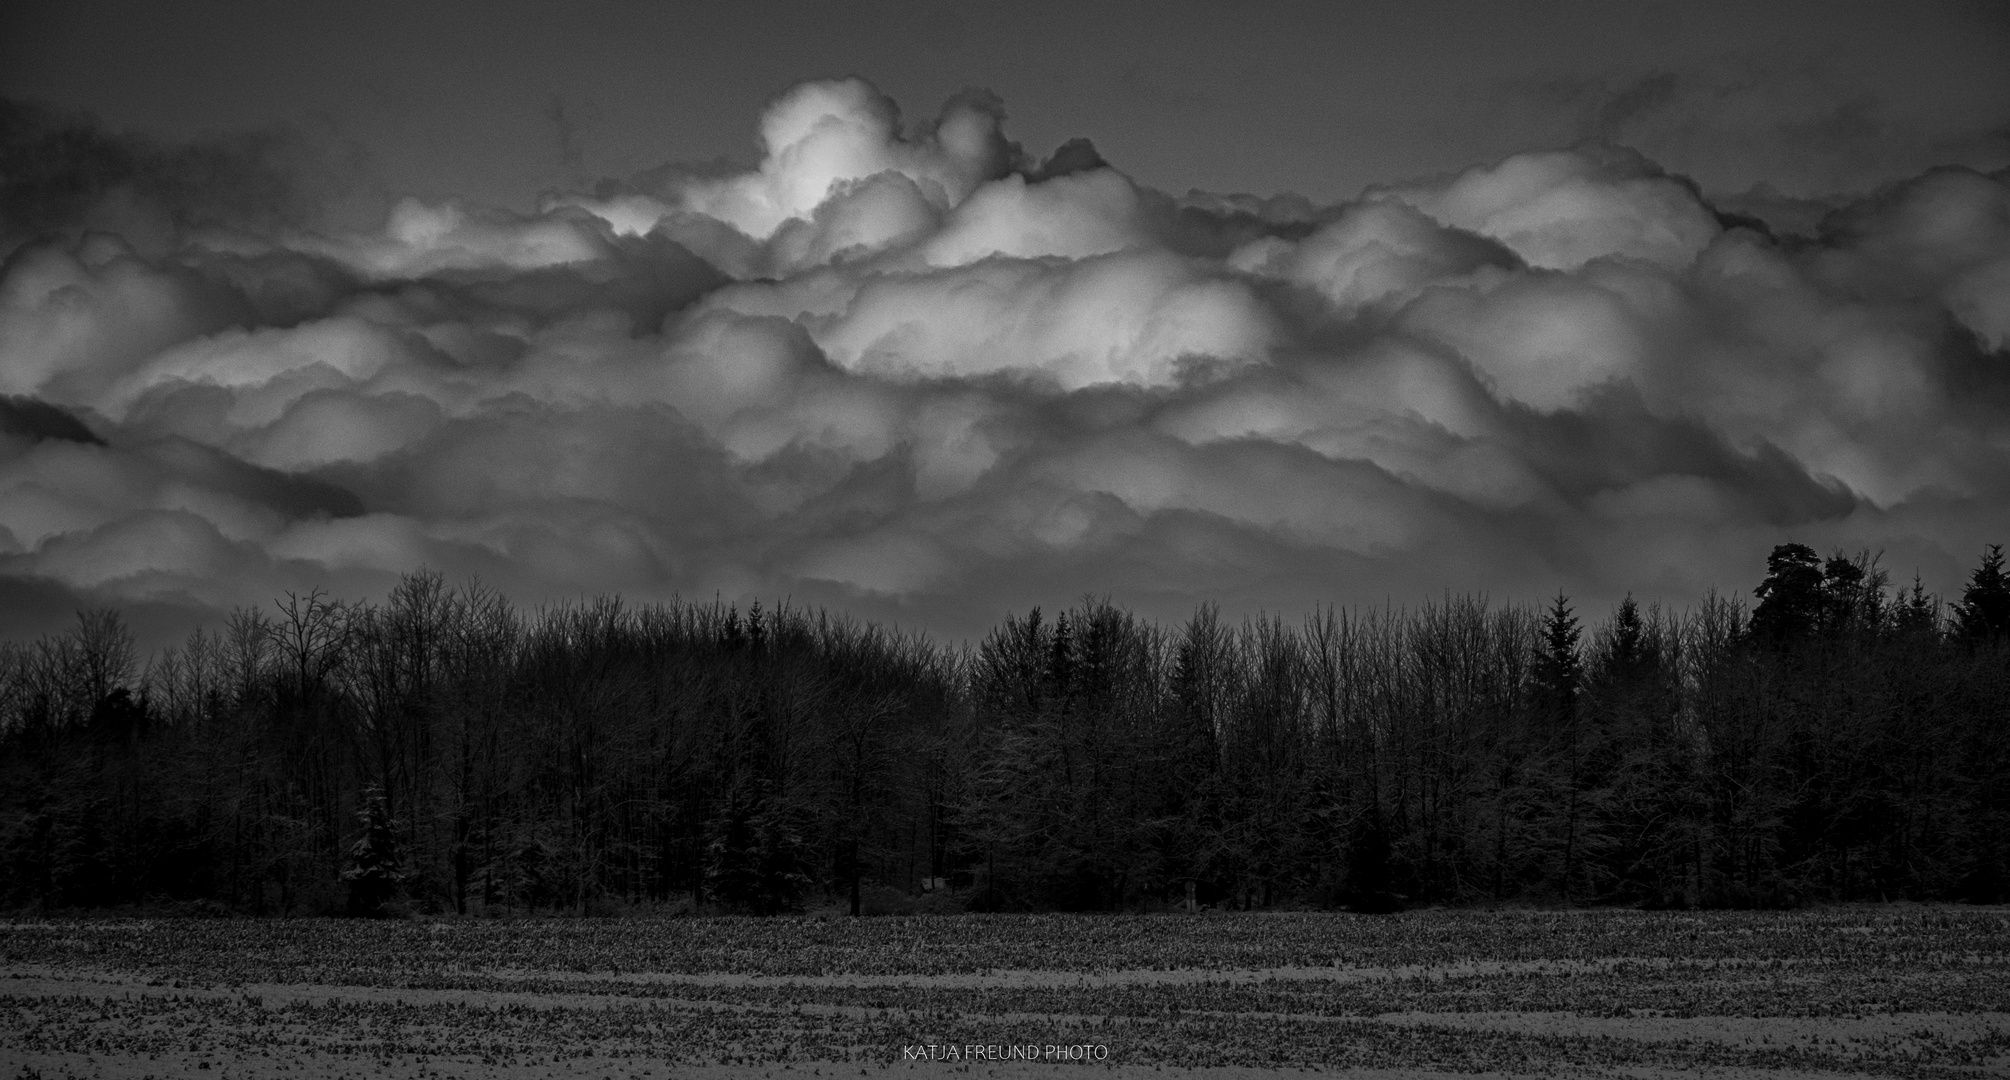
[2,78,2008,644]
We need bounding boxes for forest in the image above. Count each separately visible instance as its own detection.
[2,542,2007,917]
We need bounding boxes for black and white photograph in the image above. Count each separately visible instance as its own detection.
[2,0,2008,1075]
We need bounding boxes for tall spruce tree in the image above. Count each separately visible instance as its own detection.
[342,786,403,917]
[1609,595,1645,671]
[1955,545,2010,644]
[1895,574,1940,637]
[1534,594,1587,901]
[1534,593,1582,721]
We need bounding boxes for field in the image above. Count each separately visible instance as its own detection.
[3,907,2008,1079]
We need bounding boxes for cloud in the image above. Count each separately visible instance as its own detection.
[914,168,1149,267]
[1373,143,1722,271]
[0,95,363,260]
[0,235,249,400]
[3,78,2010,649]
[685,80,1015,241]
[1495,59,2010,201]
[554,78,1018,276]
[779,248,1275,388]
[1230,198,1520,316]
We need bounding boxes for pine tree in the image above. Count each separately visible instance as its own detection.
[703,778,765,911]
[1533,593,1582,719]
[342,786,403,917]
[1752,543,1824,644]
[1534,593,1587,901]
[1588,594,1686,905]
[1610,595,1645,671]
[1895,574,1940,637]
[1956,545,2010,644]
[703,777,813,915]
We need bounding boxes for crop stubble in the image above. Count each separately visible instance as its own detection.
[2,907,2007,1079]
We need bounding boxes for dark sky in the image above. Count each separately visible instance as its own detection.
[6,0,2007,211]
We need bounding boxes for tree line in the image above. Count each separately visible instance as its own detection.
[2,543,2007,916]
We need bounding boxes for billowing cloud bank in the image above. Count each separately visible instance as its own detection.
[3,80,2008,643]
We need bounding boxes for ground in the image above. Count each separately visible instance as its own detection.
[3,906,2006,1079]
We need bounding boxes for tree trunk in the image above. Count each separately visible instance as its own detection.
[1561,794,1577,905]
[849,838,861,917]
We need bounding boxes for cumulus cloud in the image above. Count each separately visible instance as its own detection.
[550,78,1020,278]
[1372,142,1723,270]
[679,80,1014,242]
[1228,199,1519,317]
[3,78,2009,646]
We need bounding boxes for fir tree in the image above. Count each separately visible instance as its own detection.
[1533,593,1583,720]
[703,777,813,915]
[1609,594,1645,671]
[1534,593,1586,901]
[1956,545,2010,644]
[342,786,403,917]
[1895,574,1940,637]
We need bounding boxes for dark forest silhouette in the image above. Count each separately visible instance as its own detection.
[3,543,2007,916]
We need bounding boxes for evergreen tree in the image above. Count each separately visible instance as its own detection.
[342,786,403,917]
[1586,594,1687,905]
[703,777,813,915]
[1752,543,1824,644]
[1955,545,2010,644]
[1895,574,1940,637]
[1534,593,1586,900]
[1609,595,1646,671]
[1533,593,1583,718]
[703,777,765,911]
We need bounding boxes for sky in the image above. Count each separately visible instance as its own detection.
[8,0,2009,210]
[1,0,2008,648]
